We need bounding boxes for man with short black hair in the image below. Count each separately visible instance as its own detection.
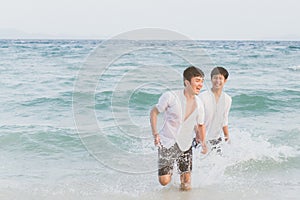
[150,66,207,191]
[199,66,232,154]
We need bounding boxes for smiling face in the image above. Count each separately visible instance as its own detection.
[183,66,205,95]
[211,74,227,90]
[185,76,204,95]
[210,67,229,91]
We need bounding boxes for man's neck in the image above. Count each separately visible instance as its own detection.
[211,88,222,101]
[184,88,195,100]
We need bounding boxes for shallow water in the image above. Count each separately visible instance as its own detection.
[0,39,299,199]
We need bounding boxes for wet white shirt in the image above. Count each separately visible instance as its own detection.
[199,90,232,140]
[156,90,204,151]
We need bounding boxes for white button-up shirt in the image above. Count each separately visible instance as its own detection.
[156,90,204,151]
[199,90,232,140]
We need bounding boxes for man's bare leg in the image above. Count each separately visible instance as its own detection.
[180,172,191,191]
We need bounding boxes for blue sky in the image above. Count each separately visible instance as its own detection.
[0,0,299,40]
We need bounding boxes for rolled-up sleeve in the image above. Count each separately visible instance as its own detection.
[156,92,171,113]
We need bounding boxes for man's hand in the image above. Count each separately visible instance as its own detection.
[225,136,231,144]
[153,133,161,147]
[201,143,207,154]
[196,137,207,154]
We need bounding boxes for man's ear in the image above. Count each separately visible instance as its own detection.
[184,79,190,86]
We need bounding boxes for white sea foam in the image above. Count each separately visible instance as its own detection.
[192,128,299,187]
[288,65,300,71]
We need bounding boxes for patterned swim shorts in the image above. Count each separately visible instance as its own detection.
[209,137,222,154]
[158,143,192,176]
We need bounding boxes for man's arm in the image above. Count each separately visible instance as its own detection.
[196,124,207,154]
[150,106,160,146]
[223,126,229,142]
[223,96,232,142]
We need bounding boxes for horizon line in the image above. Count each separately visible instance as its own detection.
[0,37,300,42]
[0,28,299,41]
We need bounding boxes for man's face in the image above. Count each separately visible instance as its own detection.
[189,76,204,95]
[211,74,226,89]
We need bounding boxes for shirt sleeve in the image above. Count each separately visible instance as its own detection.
[156,91,171,113]
[196,97,205,125]
[222,95,232,126]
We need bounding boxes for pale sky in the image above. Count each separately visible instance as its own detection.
[0,0,299,40]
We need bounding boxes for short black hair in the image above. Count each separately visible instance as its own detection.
[183,66,204,84]
[211,66,229,80]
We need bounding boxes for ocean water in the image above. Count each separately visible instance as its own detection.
[0,39,300,199]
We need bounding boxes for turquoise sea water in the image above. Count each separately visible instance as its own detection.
[0,39,299,199]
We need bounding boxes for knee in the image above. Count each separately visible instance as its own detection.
[159,175,171,186]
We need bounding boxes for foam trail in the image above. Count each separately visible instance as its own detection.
[192,128,299,188]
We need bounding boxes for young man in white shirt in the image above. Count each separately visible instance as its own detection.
[150,66,207,191]
[199,67,232,154]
